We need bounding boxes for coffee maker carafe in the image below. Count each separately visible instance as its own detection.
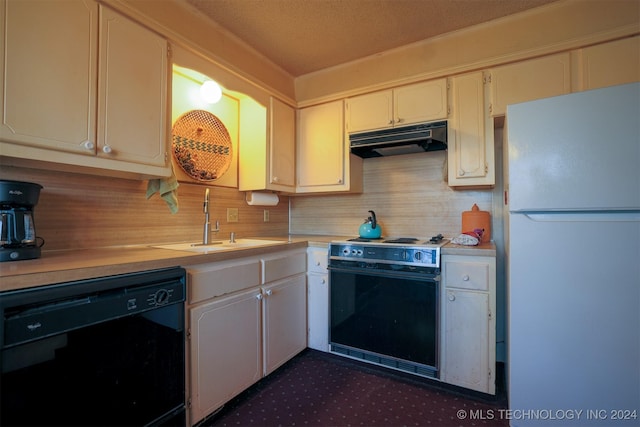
[0,180,43,262]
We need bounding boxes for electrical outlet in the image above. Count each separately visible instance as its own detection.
[227,208,239,223]
[263,210,270,222]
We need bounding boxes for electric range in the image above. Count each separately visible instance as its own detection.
[328,234,448,378]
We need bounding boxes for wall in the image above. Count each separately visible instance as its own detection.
[290,150,493,239]
[111,0,296,103]
[295,0,640,104]
[1,166,289,251]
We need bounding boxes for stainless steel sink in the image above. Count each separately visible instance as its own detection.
[151,239,286,253]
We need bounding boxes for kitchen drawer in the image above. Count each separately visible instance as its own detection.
[307,248,328,274]
[262,250,306,283]
[188,259,262,304]
[443,260,490,291]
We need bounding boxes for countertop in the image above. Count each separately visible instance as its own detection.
[0,235,495,292]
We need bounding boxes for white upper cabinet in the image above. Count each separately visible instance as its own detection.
[268,97,296,190]
[0,0,98,152]
[346,79,448,133]
[488,52,571,117]
[97,6,168,167]
[346,90,393,132]
[0,0,170,178]
[297,100,363,193]
[448,72,495,187]
[577,36,640,91]
[239,96,296,192]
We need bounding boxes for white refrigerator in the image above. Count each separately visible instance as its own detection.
[506,83,640,426]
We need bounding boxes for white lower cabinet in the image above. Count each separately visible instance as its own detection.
[189,287,262,424]
[306,246,329,352]
[185,249,306,425]
[263,274,307,375]
[441,254,496,394]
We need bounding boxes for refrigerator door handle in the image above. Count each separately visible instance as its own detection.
[521,211,640,222]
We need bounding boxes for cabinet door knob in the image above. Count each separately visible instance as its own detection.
[273,176,279,183]
[83,140,95,151]
[315,261,321,266]
[396,118,403,123]
[448,293,456,301]
[463,275,470,281]
[459,170,465,176]
[388,120,393,125]
[102,145,113,154]
[321,279,326,284]
[255,293,263,301]
[265,289,273,296]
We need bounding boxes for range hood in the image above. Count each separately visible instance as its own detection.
[350,120,447,158]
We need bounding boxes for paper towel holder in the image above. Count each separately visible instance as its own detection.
[245,191,279,206]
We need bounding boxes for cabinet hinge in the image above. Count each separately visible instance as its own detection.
[488,309,492,320]
[489,367,492,379]
[167,43,172,60]
[186,328,191,339]
[447,106,451,116]
[483,73,492,84]
[488,104,493,114]
[187,398,191,409]
[485,163,489,174]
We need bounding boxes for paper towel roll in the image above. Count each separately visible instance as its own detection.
[245,191,279,206]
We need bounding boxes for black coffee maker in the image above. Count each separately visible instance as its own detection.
[0,180,43,262]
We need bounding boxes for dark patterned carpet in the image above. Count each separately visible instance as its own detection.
[203,349,509,427]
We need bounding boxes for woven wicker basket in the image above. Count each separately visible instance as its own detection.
[171,110,233,181]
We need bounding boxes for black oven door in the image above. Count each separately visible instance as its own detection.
[329,261,439,377]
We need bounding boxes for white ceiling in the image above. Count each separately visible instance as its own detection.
[184,0,559,77]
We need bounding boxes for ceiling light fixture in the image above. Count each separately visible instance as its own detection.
[200,80,222,104]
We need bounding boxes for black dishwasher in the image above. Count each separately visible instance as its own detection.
[0,267,186,426]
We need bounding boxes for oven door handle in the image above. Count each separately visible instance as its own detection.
[328,265,439,282]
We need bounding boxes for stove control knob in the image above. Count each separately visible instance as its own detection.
[356,249,363,256]
[342,248,350,256]
[414,251,423,261]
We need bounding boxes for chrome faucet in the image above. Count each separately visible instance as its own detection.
[202,188,220,245]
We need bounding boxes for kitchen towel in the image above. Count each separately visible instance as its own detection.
[246,191,279,206]
[146,165,180,214]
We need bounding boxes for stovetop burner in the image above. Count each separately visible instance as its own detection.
[382,237,418,244]
[348,235,445,245]
[429,234,444,243]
